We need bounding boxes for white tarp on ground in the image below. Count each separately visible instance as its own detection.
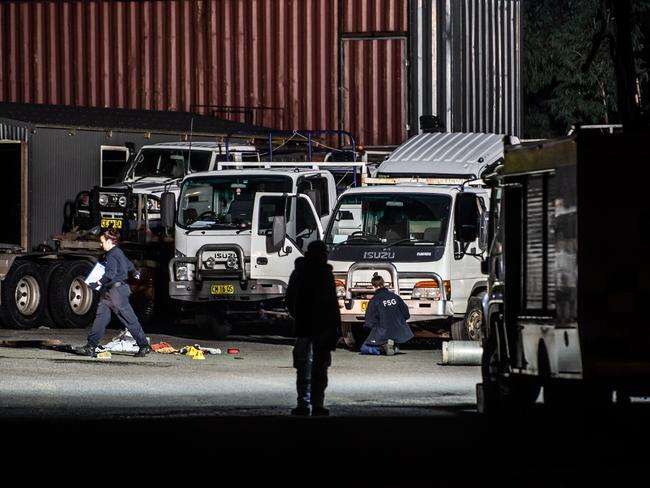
[102,329,150,352]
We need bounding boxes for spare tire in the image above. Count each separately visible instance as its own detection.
[48,260,98,328]
[0,260,47,329]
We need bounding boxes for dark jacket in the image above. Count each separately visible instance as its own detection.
[285,256,341,350]
[99,246,136,287]
[364,287,413,345]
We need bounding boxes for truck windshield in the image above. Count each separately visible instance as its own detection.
[325,193,451,246]
[177,175,292,230]
[126,148,212,180]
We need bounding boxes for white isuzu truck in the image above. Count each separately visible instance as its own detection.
[323,131,519,345]
[165,160,367,337]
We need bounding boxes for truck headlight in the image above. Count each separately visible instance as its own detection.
[176,264,189,281]
[98,194,109,206]
[412,280,451,300]
[118,195,128,207]
[335,280,346,298]
[226,255,239,270]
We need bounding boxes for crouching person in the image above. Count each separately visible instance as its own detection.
[360,275,413,356]
[285,240,341,417]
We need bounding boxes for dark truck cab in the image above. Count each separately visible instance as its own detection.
[477,129,650,413]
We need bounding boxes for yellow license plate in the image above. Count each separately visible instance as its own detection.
[361,301,368,311]
[101,219,123,229]
[211,284,235,295]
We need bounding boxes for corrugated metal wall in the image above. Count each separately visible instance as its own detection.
[413,0,522,136]
[0,0,409,147]
[450,0,521,135]
[433,0,522,135]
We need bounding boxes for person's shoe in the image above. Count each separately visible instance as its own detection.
[134,345,152,357]
[311,406,330,417]
[383,339,395,356]
[75,344,97,357]
[290,406,311,416]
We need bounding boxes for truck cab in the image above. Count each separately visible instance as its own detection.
[477,129,650,413]
[167,161,366,337]
[325,131,518,345]
[325,183,489,345]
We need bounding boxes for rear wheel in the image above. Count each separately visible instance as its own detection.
[48,261,98,328]
[0,261,47,329]
[480,324,540,414]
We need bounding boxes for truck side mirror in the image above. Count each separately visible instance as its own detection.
[161,192,176,229]
[455,193,479,243]
[271,216,287,251]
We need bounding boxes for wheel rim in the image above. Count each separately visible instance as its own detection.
[69,276,93,316]
[15,275,40,316]
[466,309,482,341]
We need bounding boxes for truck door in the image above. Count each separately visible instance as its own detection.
[451,192,486,313]
[251,192,324,283]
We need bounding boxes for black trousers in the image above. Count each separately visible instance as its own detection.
[293,336,332,408]
[87,286,148,348]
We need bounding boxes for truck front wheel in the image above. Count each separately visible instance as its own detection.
[0,261,47,329]
[48,261,98,328]
[452,294,485,341]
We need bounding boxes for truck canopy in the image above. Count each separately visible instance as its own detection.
[376,132,517,179]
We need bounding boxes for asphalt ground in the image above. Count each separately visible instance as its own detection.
[0,323,478,419]
[1,323,648,485]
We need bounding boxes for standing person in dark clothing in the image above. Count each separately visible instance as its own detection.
[76,228,151,358]
[285,240,341,416]
[361,275,413,356]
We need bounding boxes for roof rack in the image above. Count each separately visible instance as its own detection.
[216,160,370,186]
[225,129,358,162]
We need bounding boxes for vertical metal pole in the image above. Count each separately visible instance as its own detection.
[308,132,313,161]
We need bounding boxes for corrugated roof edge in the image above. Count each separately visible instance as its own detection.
[376,131,510,177]
[0,102,269,136]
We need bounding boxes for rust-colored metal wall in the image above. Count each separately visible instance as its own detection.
[0,0,409,147]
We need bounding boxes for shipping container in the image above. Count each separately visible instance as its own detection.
[1,0,521,148]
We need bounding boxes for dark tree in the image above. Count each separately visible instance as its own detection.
[523,0,649,137]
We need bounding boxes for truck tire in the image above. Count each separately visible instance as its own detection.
[450,319,468,341]
[0,260,47,329]
[196,312,232,339]
[480,329,540,414]
[452,294,485,341]
[48,261,98,328]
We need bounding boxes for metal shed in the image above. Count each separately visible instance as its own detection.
[0,102,266,251]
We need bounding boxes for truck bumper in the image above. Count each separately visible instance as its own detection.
[339,298,454,324]
[169,279,286,303]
